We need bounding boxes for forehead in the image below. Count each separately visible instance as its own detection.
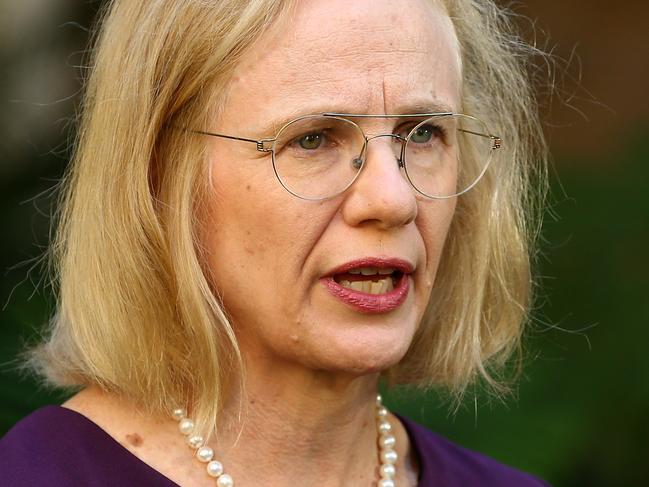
[221,0,461,131]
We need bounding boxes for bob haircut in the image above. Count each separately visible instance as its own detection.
[30,0,547,438]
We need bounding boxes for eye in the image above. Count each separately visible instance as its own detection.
[297,133,323,150]
[410,124,441,144]
[396,120,447,145]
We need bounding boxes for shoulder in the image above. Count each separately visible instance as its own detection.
[0,405,176,486]
[398,415,551,487]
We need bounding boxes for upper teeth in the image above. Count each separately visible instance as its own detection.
[348,267,395,275]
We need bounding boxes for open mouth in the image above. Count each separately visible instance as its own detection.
[322,258,413,313]
[333,267,404,295]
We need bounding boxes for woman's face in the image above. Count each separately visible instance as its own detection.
[203,0,461,376]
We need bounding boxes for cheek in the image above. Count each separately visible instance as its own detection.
[207,151,281,257]
[203,151,336,308]
[418,198,457,277]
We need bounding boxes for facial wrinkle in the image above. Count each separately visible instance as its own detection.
[382,75,389,115]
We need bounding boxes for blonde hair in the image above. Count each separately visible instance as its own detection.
[30,0,547,437]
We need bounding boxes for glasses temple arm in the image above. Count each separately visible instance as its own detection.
[458,128,502,150]
[191,130,275,152]
[191,129,258,144]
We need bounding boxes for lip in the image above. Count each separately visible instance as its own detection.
[323,257,414,277]
[321,257,414,314]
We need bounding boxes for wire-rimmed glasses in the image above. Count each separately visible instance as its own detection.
[193,113,501,201]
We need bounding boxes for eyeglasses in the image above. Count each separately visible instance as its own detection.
[193,113,501,201]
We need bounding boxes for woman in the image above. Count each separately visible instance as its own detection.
[1,0,550,485]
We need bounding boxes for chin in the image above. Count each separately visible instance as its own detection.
[289,283,424,376]
[305,326,414,377]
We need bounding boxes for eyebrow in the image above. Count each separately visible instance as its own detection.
[339,101,456,117]
[323,110,453,118]
[256,100,456,137]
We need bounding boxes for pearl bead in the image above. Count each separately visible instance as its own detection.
[380,463,396,479]
[217,473,234,487]
[378,421,392,434]
[380,449,398,464]
[207,460,224,477]
[179,418,194,435]
[187,435,203,449]
[172,394,394,487]
[379,434,396,449]
[196,446,214,462]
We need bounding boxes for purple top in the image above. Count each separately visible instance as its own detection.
[1,406,550,486]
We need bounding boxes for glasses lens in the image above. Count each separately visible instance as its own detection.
[272,115,366,200]
[403,114,494,198]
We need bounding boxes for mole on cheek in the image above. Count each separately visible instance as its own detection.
[125,433,144,447]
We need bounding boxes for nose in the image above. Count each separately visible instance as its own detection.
[341,134,417,230]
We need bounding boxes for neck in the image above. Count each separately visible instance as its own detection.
[215,359,383,486]
[62,366,416,486]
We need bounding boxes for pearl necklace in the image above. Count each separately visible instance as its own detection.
[172,394,398,486]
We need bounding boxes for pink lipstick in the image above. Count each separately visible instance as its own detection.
[321,258,413,313]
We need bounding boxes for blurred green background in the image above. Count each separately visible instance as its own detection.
[1,1,647,486]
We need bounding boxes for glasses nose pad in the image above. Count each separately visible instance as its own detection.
[396,136,407,168]
[351,141,367,170]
